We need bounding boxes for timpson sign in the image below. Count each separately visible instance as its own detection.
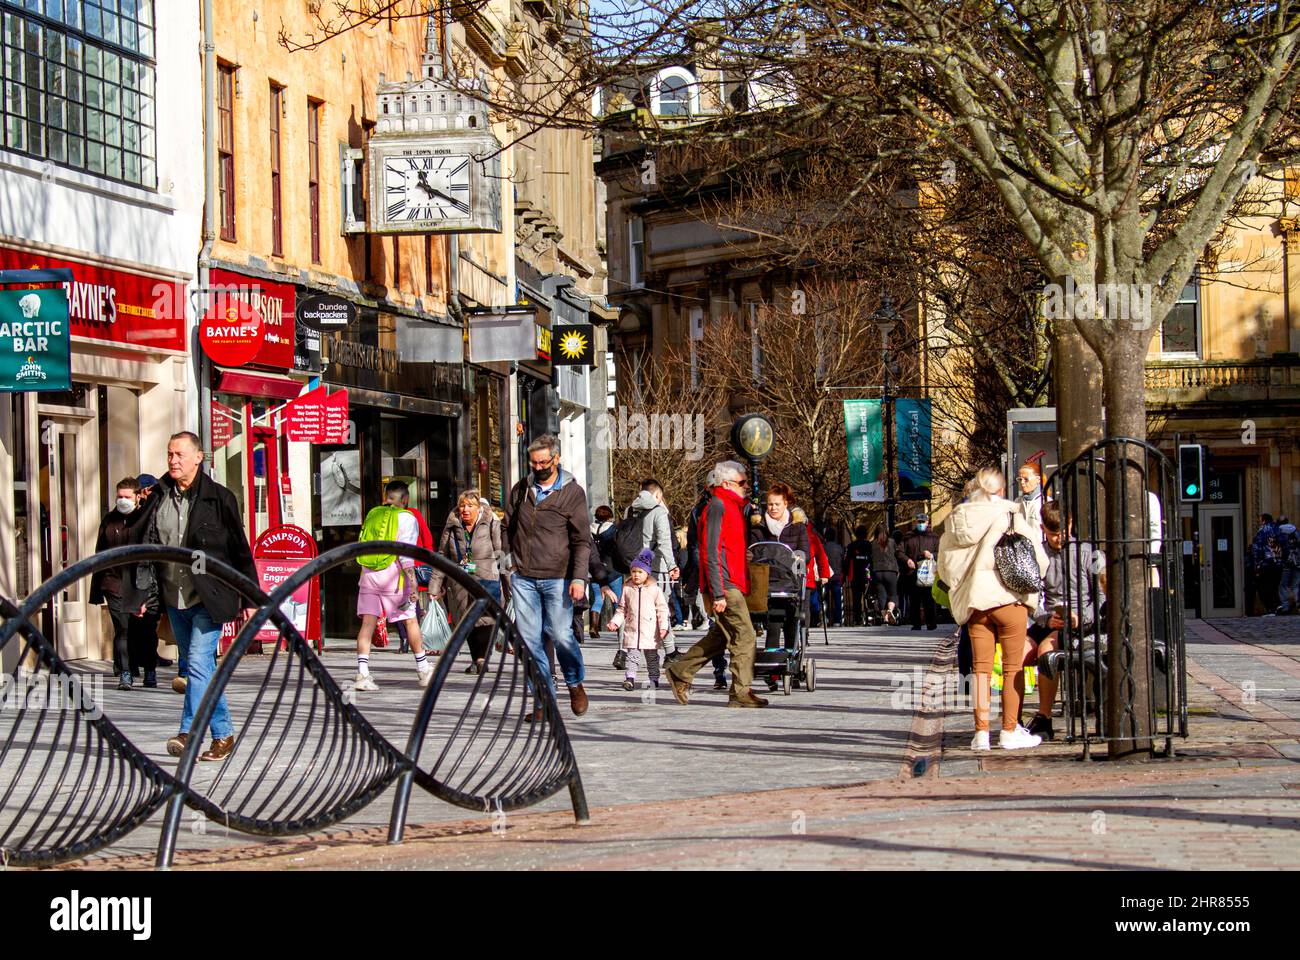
[207,268,295,371]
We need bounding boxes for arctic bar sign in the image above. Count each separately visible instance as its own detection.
[0,288,72,393]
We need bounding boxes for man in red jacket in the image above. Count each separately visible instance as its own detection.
[665,461,767,708]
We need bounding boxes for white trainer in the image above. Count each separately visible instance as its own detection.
[417,666,435,689]
[970,730,991,752]
[353,673,378,692]
[999,725,1042,750]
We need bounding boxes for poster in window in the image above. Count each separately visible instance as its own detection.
[321,449,362,526]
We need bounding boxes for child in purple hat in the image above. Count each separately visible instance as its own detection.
[606,549,671,690]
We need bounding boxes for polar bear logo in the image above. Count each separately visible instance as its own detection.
[18,294,41,319]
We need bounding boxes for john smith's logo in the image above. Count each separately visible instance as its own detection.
[15,357,47,382]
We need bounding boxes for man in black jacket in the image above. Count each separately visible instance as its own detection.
[134,431,258,762]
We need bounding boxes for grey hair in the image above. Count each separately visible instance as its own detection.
[713,460,746,484]
[527,434,560,458]
[704,469,717,487]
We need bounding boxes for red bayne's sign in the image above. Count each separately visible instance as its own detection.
[283,385,349,443]
[200,297,263,367]
[209,268,296,371]
[251,524,321,652]
[0,245,186,351]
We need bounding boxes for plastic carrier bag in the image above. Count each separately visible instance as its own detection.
[421,598,452,655]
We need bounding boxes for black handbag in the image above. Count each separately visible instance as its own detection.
[993,513,1043,594]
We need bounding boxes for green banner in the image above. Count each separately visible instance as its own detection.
[843,399,885,502]
[895,398,933,500]
[0,288,71,393]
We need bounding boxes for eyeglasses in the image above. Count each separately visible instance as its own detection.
[529,455,556,470]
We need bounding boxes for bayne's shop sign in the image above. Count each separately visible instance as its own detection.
[0,245,186,352]
[0,288,72,393]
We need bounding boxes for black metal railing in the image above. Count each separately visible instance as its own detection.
[1,543,587,869]
[1046,438,1189,757]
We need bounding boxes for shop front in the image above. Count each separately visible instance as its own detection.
[201,267,313,544]
[0,244,188,663]
[314,308,465,641]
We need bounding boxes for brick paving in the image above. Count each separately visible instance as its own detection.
[15,615,1300,870]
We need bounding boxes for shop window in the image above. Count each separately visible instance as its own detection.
[0,1,158,188]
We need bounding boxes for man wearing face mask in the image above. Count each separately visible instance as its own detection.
[897,512,941,631]
[504,434,592,719]
[91,477,160,690]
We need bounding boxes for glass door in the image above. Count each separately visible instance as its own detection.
[1199,506,1243,617]
[38,413,98,660]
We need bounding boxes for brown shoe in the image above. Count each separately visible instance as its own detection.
[199,735,235,761]
[171,676,187,695]
[727,691,770,708]
[666,668,691,705]
[568,684,589,717]
[522,707,545,724]
[165,732,189,757]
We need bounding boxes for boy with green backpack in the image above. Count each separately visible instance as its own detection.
[353,480,434,692]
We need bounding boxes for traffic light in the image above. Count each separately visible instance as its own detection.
[1179,444,1204,502]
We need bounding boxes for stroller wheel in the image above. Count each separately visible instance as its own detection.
[805,658,817,692]
[782,672,792,696]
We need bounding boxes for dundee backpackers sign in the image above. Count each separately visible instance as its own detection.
[0,288,72,393]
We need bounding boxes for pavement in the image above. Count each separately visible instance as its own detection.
[18,613,1300,870]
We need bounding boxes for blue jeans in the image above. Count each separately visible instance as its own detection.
[165,604,233,740]
[511,575,585,692]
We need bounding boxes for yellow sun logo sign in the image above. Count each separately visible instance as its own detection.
[558,330,588,360]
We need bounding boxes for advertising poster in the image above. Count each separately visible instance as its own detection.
[895,398,933,501]
[0,288,72,393]
[321,449,363,526]
[843,399,885,502]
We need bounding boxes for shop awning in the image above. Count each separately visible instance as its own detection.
[216,370,305,400]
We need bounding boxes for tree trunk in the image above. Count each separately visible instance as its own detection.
[1101,344,1154,761]
[1052,319,1105,463]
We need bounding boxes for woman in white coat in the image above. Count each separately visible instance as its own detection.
[939,467,1050,751]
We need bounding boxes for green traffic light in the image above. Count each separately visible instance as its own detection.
[1186,483,1199,496]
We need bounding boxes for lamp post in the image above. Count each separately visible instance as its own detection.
[873,296,900,534]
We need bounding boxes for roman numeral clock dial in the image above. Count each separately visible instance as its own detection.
[380,153,473,229]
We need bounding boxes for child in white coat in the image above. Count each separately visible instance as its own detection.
[607,549,671,690]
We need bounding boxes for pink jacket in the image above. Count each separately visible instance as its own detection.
[607,580,671,650]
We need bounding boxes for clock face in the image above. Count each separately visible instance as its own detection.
[381,153,473,224]
[738,416,774,459]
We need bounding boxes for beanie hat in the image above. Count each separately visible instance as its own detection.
[137,473,159,490]
[631,548,655,574]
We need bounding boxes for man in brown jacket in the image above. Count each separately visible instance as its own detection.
[504,434,592,718]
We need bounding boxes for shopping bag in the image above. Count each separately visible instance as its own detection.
[373,617,389,648]
[421,599,452,655]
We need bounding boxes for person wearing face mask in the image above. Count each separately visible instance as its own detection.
[897,512,941,631]
[91,477,160,690]
[504,434,592,720]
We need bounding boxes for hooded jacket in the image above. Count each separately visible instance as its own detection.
[937,498,1049,626]
[606,577,671,650]
[504,468,591,581]
[749,506,811,593]
[627,490,676,573]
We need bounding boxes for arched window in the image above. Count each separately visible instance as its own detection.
[653,67,697,116]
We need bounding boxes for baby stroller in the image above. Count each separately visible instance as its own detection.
[747,541,817,695]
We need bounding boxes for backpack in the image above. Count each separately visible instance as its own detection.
[1285,534,1300,571]
[357,505,401,571]
[611,506,654,574]
[916,558,937,588]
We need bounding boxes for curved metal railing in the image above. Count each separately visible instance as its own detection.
[0,543,587,869]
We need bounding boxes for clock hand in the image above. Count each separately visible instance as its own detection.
[415,170,436,198]
[431,187,469,212]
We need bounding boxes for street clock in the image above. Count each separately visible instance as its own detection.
[358,23,503,235]
[731,413,775,461]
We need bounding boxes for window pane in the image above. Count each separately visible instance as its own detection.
[1162,303,1198,354]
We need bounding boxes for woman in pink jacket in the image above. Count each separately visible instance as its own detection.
[607,549,672,691]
